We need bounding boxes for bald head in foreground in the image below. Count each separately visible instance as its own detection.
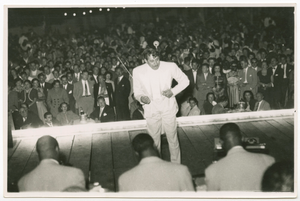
[118,133,194,192]
[205,123,275,191]
[18,135,86,192]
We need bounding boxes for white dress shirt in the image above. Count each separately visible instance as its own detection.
[192,70,197,83]
[243,67,248,83]
[282,64,287,78]
[81,80,91,96]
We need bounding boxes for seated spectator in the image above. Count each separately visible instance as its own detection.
[132,101,145,120]
[18,135,86,191]
[56,102,80,126]
[118,133,194,191]
[90,96,115,123]
[43,112,60,127]
[262,161,294,192]
[203,92,217,115]
[186,97,200,116]
[212,96,228,114]
[14,106,43,130]
[254,92,271,111]
[205,123,275,191]
[242,90,257,111]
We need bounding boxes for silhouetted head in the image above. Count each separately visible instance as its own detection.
[219,123,242,153]
[36,135,59,161]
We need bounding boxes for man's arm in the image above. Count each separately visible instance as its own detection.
[133,67,149,103]
[170,63,190,96]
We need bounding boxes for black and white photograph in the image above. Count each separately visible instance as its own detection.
[3,2,297,198]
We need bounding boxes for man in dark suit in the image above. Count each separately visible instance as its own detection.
[38,73,52,99]
[90,96,115,123]
[266,44,278,65]
[14,107,43,130]
[184,59,201,99]
[132,101,145,120]
[114,67,131,121]
[61,75,76,113]
[268,57,283,109]
[279,54,293,108]
[43,112,61,127]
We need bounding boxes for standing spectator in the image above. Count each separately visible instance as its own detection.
[56,102,80,126]
[250,58,261,72]
[73,70,94,116]
[205,123,275,191]
[203,92,217,115]
[212,63,227,101]
[32,78,48,121]
[114,67,131,121]
[118,134,194,191]
[18,136,86,191]
[61,75,76,113]
[133,48,189,164]
[238,57,258,99]
[20,80,39,116]
[268,57,283,109]
[43,66,54,83]
[279,54,293,108]
[184,59,201,99]
[47,80,69,118]
[227,63,240,108]
[38,73,52,100]
[105,71,115,92]
[194,63,214,111]
[257,61,273,105]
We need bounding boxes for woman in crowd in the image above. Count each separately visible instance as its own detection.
[19,80,39,116]
[203,92,217,115]
[242,90,257,111]
[212,63,227,101]
[257,61,273,105]
[47,80,69,118]
[187,97,201,116]
[226,63,240,108]
[13,78,24,95]
[105,71,115,93]
[31,78,48,121]
[56,102,80,126]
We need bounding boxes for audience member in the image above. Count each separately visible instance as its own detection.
[61,75,76,113]
[212,96,228,114]
[226,63,240,107]
[14,106,43,130]
[18,135,86,191]
[43,112,60,127]
[32,78,48,121]
[56,102,80,126]
[132,101,145,120]
[242,90,257,111]
[19,80,39,116]
[118,133,194,191]
[205,123,275,191]
[257,61,273,105]
[186,97,200,116]
[268,57,283,109]
[254,92,271,111]
[212,63,227,101]
[203,92,217,115]
[90,96,115,123]
[47,80,69,118]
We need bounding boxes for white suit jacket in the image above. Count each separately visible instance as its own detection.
[18,159,86,192]
[205,146,275,191]
[133,61,189,118]
[118,156,194,191]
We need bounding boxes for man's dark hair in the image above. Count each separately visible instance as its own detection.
[60,75,67,80]
[191,59,200,65]
[97,96,105,102]
[81,70,89,74]
[52,80,60,86]
[142,48,160,60]
[262,161,294,192]
[184,57,191,64]
[132,133,154,154]
[189,97,198,105]
[201,63,209,68]
[38,73,45,79]
[220,123,242,151]
[44,112,52,119]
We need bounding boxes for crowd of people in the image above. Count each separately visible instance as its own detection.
[17,123,294,192]
[7,10,294,129]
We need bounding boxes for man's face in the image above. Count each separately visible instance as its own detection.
[82,72,88,80]
[67,74,73,81]
[256,93,263,102]
[146,55,160,70]
[61,77,68,85]
[98,98,106,108]
[44,115,53,124]
[271,58,277,67]
[39,75,46,83]
[54,82,60,88]
[202,65,208,74]
[189,100,196,108]
[281,57,287,65]
[251,59,257,67]
[93,67,99,75]
[53,71,59,78]
[191,62,199,71]
[98,75,104,83]
[19,108,28,118]
[116,69,123,77]
[208,59,215,67]
[240,61,248,69]
[73,65,79,73]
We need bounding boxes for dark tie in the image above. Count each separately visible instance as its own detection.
[85,81,88,96]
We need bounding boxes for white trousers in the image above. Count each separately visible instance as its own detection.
[146,111,181,164]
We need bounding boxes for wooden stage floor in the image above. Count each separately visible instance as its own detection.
[7,116,294,192]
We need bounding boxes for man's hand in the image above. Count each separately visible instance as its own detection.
[162,89,173,98]
[141,96,151,104]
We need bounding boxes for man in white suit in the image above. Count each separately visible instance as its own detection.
[205,123,275,191]
[254,92,271,111]
[18,136,86,192]
[133,48,189,164]
[118,134,194,191]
